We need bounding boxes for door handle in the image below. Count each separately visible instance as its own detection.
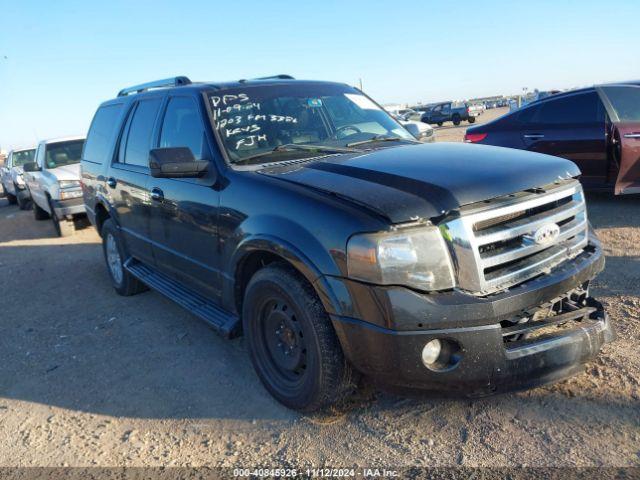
[150,187,164,202]
[523,134,545,139]
[623,133,640,139]
[106,177,117,188]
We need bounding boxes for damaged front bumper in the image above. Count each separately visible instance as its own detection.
[329,242,614,396]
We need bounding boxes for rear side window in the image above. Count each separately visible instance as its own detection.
[159,97,205,159]
[121,98,162,167]
[83,104,123,164]
[521,92,603,125]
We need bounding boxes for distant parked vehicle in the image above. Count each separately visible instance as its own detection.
[398,108,422,121]
[23,136,86,236]
[421,101,479,126]
[465,81,640,195]
[385,108,435,142]
[1,147,36,209]
[389,112,435,142]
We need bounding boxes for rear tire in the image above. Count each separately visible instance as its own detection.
[243,263,357,412]
[452,114,461,126]
[437,122,443,127]
[468,116,476,124]
[33,200,50,220]
[101,218,148,296]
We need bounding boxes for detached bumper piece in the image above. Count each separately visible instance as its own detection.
[332,290,614,396]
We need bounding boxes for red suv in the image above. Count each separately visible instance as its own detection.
[465,82,640,195]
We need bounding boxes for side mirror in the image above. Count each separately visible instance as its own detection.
[149,147,209,178]
[23,162,40,172]
[404,123,421,139]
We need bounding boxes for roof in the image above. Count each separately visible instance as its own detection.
[108,75,352,103]
[40,135,86,145]
[527,80,640,107]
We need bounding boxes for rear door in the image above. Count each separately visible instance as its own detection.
[148,94,222,300]
[518,91,607,187]
[109,97,162,264]
[597,84,640,194]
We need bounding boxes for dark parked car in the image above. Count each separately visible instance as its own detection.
[465,82,640,195]
[81,75,613,411]
[421,101,479,126]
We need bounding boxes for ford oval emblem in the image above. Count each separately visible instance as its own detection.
[532,223,560,245]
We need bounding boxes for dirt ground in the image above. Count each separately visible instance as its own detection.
[0,110,638,470]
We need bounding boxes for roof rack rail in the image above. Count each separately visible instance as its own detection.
[117,76,192,97]
[239,74,294,83]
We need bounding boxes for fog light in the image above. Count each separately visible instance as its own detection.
[421,338,462,371]
[421,339,442,366]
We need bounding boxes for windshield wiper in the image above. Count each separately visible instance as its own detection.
[233,144,357,164]
[346,135,414,148]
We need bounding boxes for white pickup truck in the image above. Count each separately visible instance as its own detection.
[1,146,36,209]
[23,136,86,236]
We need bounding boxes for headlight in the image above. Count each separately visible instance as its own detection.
[59,180,80,189]
[347,225,455,291]
[16,174,25,185]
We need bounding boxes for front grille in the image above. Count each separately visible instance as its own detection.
[442,180,588,295]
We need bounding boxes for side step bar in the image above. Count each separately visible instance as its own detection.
[124,259,241,339]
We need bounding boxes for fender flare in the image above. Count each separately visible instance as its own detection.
[230,234,346,317]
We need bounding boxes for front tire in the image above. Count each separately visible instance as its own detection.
[101,218,148,296]
[468,116,476,124]
[33,200,50,220]
[16,187,31,210]
[49,199,75,237]
[6,192,17,204]
[243,264,356,412]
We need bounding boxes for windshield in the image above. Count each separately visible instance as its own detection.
[12,149,35,167]
[208,83,414,164]
[45,140,84,169]
[599,86,640,122]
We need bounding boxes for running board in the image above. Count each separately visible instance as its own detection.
[124,259,241,339]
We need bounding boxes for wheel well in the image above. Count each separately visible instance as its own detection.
[94,203,110,236]
[235,251,291,314]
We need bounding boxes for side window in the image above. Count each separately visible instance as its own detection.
[517,105,540,124]
[159,96,205,159]
[529,92,603,125]
[122,98,162,167]
[83,104,123,164]
[7,153,12,168]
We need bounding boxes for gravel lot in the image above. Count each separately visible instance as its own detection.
[0,109,638,469]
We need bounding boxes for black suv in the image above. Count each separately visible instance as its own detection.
[81,75,613,411]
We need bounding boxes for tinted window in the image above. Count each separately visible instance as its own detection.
[123,98,162,167]
[160,97,205,159]
[45,140,85,169]
[524,92,602,125]
[84,104,123,163]
[599,86,640,122]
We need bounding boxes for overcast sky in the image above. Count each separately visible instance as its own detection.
[1,0,639,149]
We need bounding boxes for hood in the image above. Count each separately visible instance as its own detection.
[13,165,24,175]
[260,143,580,223]
[48,163,81,181]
